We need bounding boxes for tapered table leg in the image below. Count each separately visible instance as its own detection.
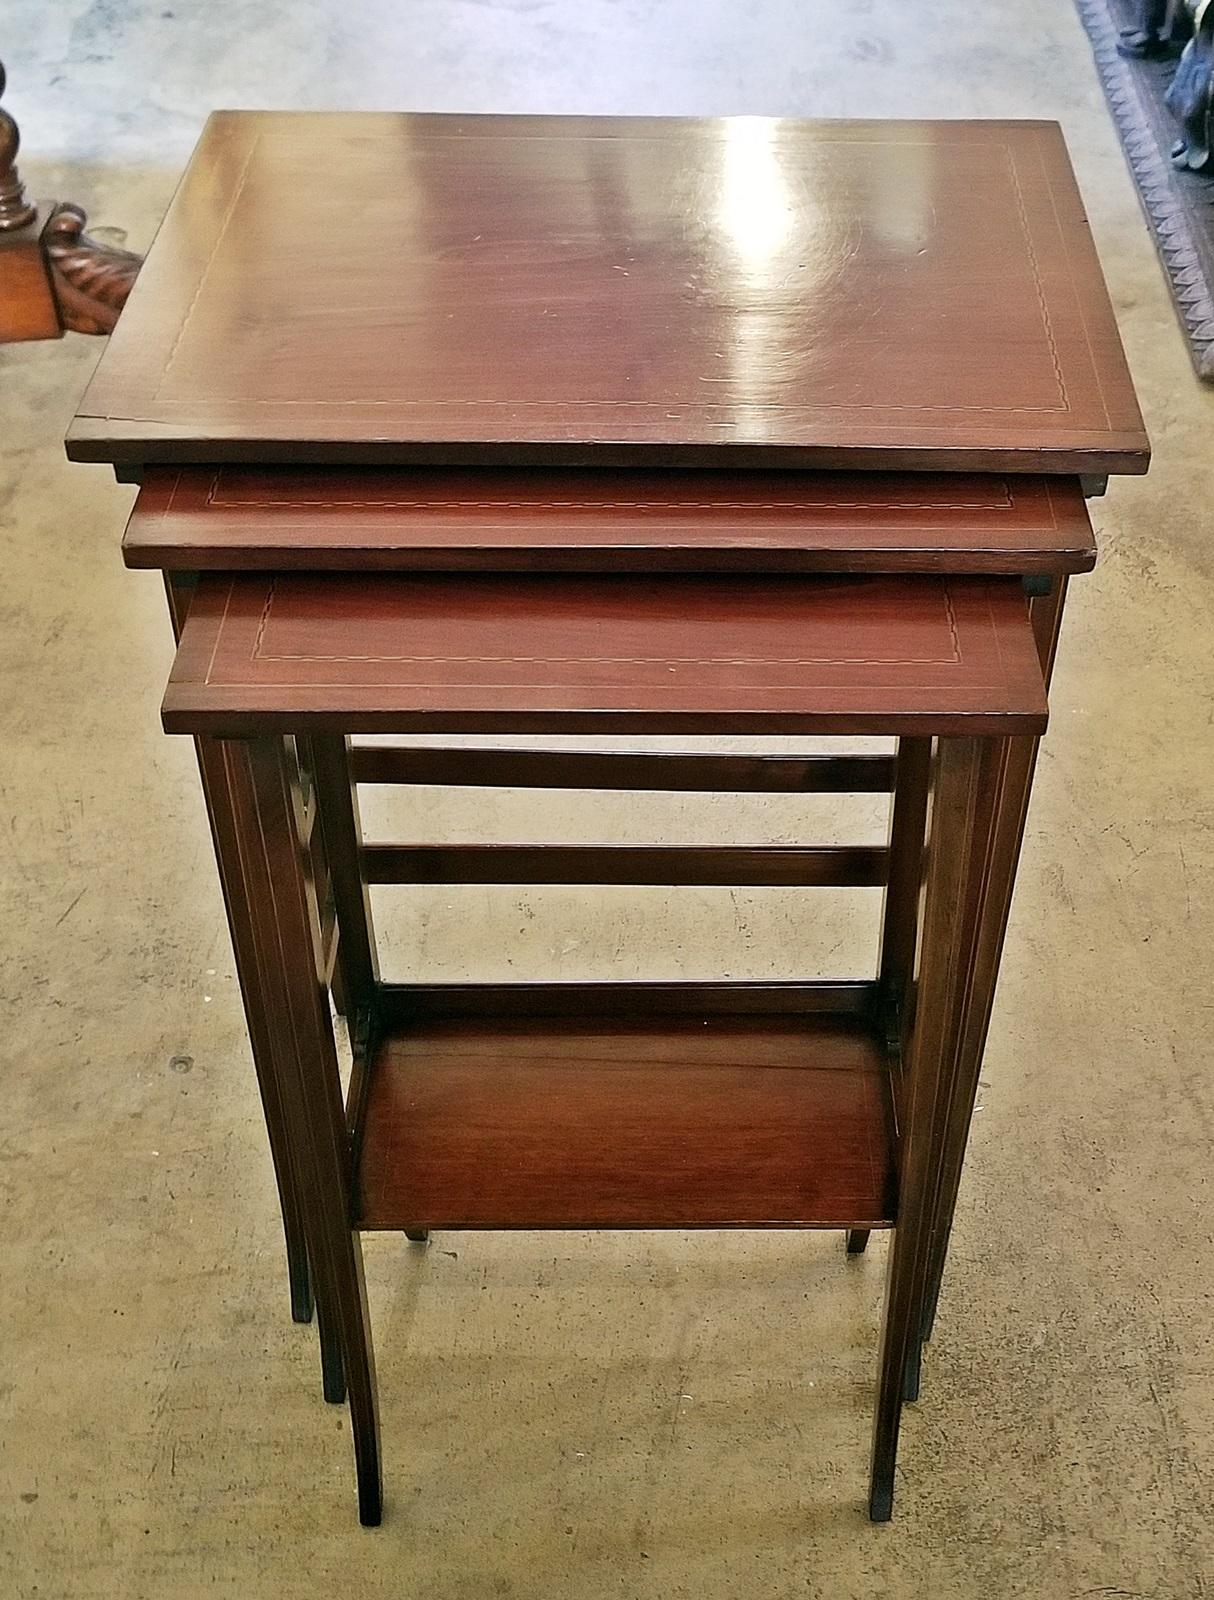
[918,580,1069,1346]
[164,572,315,1328]
[231,735,383,1525]
[193,736,316,1324]
[870,736,1006,1520]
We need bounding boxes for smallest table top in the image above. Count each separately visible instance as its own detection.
[69,114,1146,477]
[162,573,1047,738]
[126,467,1095,575]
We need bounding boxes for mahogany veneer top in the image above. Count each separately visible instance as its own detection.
[125,466,1096,575]
[161,572,1047,736]
[68,113,1147,475]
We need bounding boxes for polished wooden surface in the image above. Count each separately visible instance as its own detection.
[162,574,316,1330]
[161,573,1048,736]
[359,841,890,886]
[230,735,382,1524]
[348,745,898,791]
[0,220,61,342]
[124,467,1098,574]
[918,578,1071,1345]
[1,60,141,342]
[0,61,59,342]
[869,735,1000,1520]
[68,113,1147,474]
[356,1016,896,1229]
[375,980,877,1021]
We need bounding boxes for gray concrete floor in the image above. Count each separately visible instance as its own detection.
[2,2,1213,1596]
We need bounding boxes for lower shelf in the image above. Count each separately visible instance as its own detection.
[355,1011,897,1230]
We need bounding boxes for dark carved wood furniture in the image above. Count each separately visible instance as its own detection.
[0,58,140,342]
[68,112,1146,1526]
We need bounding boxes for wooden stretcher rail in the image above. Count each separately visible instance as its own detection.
[360,843,890,887]
[348,747,898,793]
[375,980,880,1021]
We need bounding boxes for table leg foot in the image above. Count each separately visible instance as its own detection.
[289,1250,314,1325]
[868,1474,894,1522]
[358,1476,383,1527]
[237,737,384,1525]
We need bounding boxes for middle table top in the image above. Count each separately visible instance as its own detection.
[125,466,1096,575]
[68,113,1147,477]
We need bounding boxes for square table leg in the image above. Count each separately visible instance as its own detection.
[192,736,316,1322]
[226,733,383,1525]
[870,733,1011,1520]
[163,577,345,1397]
[915,578,1070,1354]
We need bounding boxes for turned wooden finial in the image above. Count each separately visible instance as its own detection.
[0,60,38,232]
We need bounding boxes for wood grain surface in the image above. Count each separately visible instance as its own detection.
[123,466,1097,574]
[359,842,890,886]
[355,1015,896,1229]
[160,572,1049,736]
[346,746,898,792]
[68,113,1147,474]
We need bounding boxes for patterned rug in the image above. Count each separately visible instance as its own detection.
[1074,0,1214,380]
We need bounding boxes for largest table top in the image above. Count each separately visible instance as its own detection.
[67,113,1147,476]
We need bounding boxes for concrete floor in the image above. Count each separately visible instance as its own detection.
[2,2,1213,1596]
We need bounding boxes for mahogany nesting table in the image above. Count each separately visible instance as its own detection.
[67,112,1147,1525]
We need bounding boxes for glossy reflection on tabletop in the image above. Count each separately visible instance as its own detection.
[68,116,1145,471]
[3,0,1212,1597]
